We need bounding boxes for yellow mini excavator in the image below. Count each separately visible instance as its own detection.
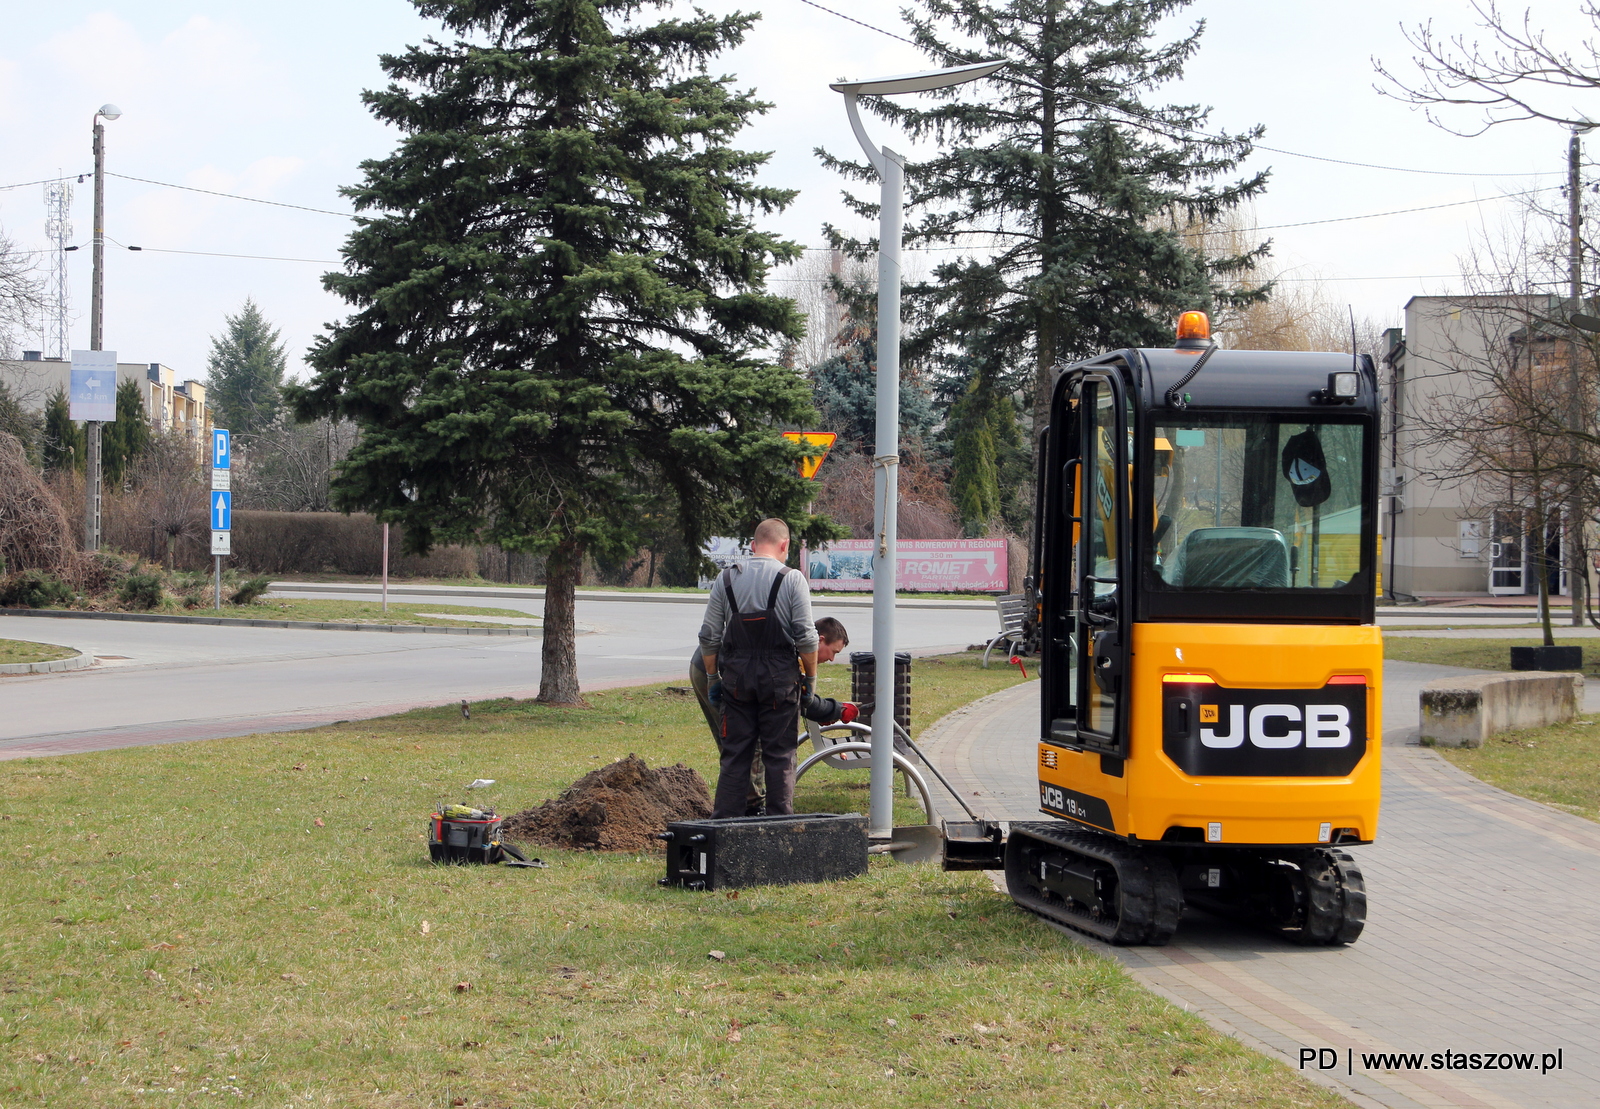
[1004,311,1380,945]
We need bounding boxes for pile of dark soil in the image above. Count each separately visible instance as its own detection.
[500,754,711,851]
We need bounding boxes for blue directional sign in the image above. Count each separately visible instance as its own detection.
[69,350,118,422]
[213,428,231,470]
[211,490,232,531]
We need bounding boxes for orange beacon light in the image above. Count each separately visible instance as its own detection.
[1175,310,1211,348]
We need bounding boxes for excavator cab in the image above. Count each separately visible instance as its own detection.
[1006,313,1381,945]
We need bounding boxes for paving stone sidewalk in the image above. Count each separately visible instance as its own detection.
[916,664,1600,1109]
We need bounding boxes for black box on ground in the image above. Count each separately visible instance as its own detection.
[1509,645,1583,672]
[660,813,868,890]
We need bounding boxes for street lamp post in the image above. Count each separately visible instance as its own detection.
[86,103,122,553]
[1567,122,1596,625]
[830,60,1005,839]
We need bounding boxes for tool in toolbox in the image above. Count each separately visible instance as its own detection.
[428,803,547,868]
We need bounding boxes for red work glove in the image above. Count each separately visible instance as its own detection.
[839,702,860,725]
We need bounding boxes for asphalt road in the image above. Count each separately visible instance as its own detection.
[0,591,1001,760]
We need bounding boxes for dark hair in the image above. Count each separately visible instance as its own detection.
[815,616,848,647]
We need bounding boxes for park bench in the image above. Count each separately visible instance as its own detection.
[982,592,1030,668]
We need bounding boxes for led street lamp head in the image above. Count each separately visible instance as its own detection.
[830,60,1007,96]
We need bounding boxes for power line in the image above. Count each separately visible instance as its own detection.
[1224,187,1558,233]
[796,0,919,47]
[1251,144,1555,178]
[790,0,1557,180]
[106,172,353,218]
[131,245,341,264]
[0,173,87,192]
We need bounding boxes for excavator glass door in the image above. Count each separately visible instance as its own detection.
[1045,371,1130,755]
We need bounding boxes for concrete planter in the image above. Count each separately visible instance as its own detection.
[1420,671,1583,747]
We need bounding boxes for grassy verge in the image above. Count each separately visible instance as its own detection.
[1383,636,1600,677]
[267,574,1000,602]
[0,654,1340,1109]
[0,638,77,665]
[244,598,540,628]
[1434,712,1600,824]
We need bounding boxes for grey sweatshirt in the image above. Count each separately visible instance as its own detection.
[697,557,819,657]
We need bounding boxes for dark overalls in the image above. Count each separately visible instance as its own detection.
[712,567,802,819]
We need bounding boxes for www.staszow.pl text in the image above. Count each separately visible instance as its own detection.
[1300,1047,1564,1075]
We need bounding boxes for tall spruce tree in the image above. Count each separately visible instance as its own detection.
[206,299,287,435]
[103,377,151,488]
[289,0,831,703]
[821,0,1269,443]
[42,387,83,474]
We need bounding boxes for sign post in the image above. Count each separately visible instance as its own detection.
[70,349,117,551]
[211,429,231,608]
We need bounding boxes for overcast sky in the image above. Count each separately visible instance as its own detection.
[1,0,1593,384]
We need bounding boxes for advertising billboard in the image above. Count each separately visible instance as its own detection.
[804,538,1008,593]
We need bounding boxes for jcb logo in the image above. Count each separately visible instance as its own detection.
[1199,704,1351,750]
[1042,785,1066,809]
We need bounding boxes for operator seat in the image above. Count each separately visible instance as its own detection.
[1171,526,1291,589]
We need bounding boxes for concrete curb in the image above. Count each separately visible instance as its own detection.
[0,649,91,676]
[269,580,997,611]
[0,608,540,636]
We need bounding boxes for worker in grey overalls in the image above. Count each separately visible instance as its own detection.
[698,518,818,819]
[690,616,851,814]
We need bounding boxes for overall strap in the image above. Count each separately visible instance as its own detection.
[762,567,789,614]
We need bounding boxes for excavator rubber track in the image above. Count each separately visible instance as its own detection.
[1004,822,1182,946]
[1188,848,1367,946]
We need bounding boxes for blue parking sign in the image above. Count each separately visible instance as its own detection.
[213,429,231,470]
[211,490,232,531]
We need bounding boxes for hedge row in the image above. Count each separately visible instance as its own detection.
[104,509,518,580]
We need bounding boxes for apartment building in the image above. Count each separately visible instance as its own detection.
[0,351,213,447]
[1382,295,1581,598]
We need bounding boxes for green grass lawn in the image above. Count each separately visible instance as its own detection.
[0,638,78,665]
[244,599,540,628]
[1384,635,1600,677]
[266,574,1001,602]
[0,655,1340,1108]
[1435,712,1600,824]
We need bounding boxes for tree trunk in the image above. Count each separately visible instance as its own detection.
[1535,509,1555,647]
[537,537,585,704]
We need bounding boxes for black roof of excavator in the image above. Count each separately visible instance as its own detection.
[1064,348,1379,416]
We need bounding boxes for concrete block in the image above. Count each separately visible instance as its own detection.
[1419,671,1583,747]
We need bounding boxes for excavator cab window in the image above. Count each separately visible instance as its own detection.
[1146,415,1369,617]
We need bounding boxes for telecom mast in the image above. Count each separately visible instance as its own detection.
[43,178,73,360]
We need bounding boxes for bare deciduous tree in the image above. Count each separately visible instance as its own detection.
[0,227,44,360]
[234,417,359,512]
[1376,1,1600,133]
[1404,203,1600,637]
[125,431,205,571]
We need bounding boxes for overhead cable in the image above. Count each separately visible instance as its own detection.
[107,172,353,218]
[790,0,1555,179]
[130,245,341,264]
[0,173,88,192]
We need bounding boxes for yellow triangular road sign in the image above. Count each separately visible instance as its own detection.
[783,431,837,480]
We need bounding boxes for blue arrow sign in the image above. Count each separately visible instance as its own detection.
[211,490,232,531]
[213,428,231,470]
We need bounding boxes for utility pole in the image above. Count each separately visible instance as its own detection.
[1569,127,1588,625]
[85,104,121,553]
